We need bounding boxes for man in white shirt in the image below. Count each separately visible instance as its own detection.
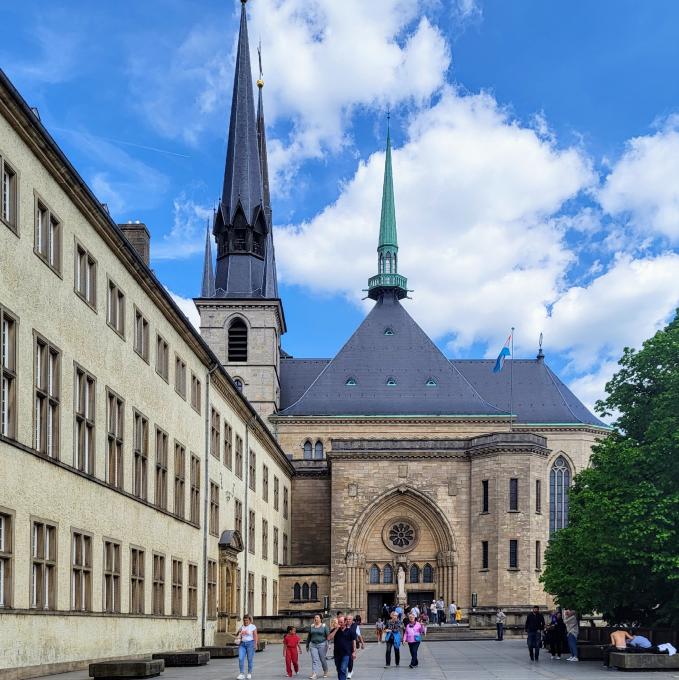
[449,601,457,624]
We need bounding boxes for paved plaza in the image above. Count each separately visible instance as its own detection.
[44,641,679,680]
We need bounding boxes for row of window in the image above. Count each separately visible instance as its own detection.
[209,406,289,516]
[231,500,289,565]
[479,457,571,535]
[0,304,290,532]
[480,539,543,571]
[302,440,324,460]
[369,563,435,585]
[344,377,438,387]
[292,581,318,602]
[0,512,199,615]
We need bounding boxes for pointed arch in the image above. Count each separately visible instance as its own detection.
[369,564,380,584]
[550,454,572,534]
[383,564,393,584]
[302,583,310,600]
[346,486,457,556]
[385,252,392,273]
[303,441,312,460]
[310,582,318,600]
[293,583,301,600]
[409,563,420,583]
[228,317,248,362]
[423,563,434,583]
[314,440,324,459]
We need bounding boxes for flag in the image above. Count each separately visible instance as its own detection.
[493,332,512,373]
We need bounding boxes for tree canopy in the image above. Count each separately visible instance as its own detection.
[541,310,679,626]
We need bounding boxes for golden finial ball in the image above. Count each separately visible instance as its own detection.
[257,78,264,88]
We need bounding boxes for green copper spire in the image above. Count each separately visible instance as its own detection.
[368,118,408,300]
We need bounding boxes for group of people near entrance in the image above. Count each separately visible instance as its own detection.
[520,605,580,662]
[377,599,463,628]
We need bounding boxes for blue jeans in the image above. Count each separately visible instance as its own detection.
[334,654,350,680]
[496,623,504,640]
[408,641,420,667]
[567,632,578,658]
[239,640,255,674]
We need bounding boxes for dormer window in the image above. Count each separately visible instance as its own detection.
[426,378,438,387]
[384,327,394,336]
[345,377,357,386]
[386,377,397,386]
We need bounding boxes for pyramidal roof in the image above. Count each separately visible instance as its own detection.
[279,292,503,417]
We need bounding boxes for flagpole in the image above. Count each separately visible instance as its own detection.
[509,327,515,432]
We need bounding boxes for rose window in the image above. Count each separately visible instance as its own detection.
[389,522,414,548]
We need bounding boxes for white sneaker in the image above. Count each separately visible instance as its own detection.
[247,674,252,679]
[347,673,353,679]
[237,675,245,680]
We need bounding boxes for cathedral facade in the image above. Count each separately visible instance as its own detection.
[195,0,607,625]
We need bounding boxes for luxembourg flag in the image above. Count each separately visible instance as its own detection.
[493,332,512,373]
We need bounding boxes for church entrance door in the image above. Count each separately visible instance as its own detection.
[367,592,393,623]
[407,590,435,610]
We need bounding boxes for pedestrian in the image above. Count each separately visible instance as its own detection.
[382,603,390,621]
[420,608,429,625]
[306,613,329,679]
[383,611,403,669]
[283,625,302,678]
[346,614,364,679]
[547,610,567,659]
[404,612,426,668]
[449,600,457,624]
[495,608,506,641]
[429,600,437,623]
[563,609,579,662]
[394,602,404,621]
[411,604,420,619]
[525,605,545,662]
[327,615,339,661]
[327,615,356,680]
[375,617,385,644]
[455,606,463,625]
[436,596,445,626]
[235,613,258,680]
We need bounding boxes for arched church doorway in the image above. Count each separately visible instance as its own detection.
[345,487,456,622]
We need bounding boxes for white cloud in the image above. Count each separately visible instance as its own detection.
[567,360,619,424]
[152,195,212,261]
[166,289,201,331]
[544,253,679,372]
[600,116,679,243]
[276,86,594,348]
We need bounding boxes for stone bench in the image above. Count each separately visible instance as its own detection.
[577,643,606,660]
[89,660,164,679]
[195,646,238,658]
[152,652,210,666]
[610,652,679,670]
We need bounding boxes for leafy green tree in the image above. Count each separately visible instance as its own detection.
[542,311,679,626]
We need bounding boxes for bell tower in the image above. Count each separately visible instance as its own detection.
[195,0,285,419]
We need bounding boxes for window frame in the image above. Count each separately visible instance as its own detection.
[248,510,255,555]
[0,153,19,234]
[102,537,121,613]
[0,507,15,608]
[105,388,124,488]
[106,276,126,339]
[155,334,169,382]
[1,306,18,440]
[224,422,233,469]
[33,332,61,459]
[187,562,198,617]
[133,306,150,363]
[235,434,243,479]
[248,450,256,492]
[209,480,219,537]
[171,557,183,616]
[190,453,200,525]
[481,479,489,513]
[73,238,97,311]
[152,552,165,616]
[190,372,202,414]
[174,441,186,518]
[207,559,217,619]
[509,539,519,570]
[34,193,62,277]
[132,409,149,500]
[129,545,145,614]
[70,529,93,612]
[261,518,268,560]
[509,477,519,512]
[30,517,58,610]
[481,540,489,570]
[210,408,220,459]
[174,354,187,399]
[155,426,169,510]
[73,362,96,476]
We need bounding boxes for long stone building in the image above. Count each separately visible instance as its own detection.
[0,1,607,676]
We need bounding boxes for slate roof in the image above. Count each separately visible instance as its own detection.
[279,293,605,426]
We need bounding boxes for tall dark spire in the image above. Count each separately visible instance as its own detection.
[213,0,279,298]
[201,219,216,297]
[256,45,279,298]
[368,117,408,301]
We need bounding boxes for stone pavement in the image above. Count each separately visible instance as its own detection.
[41,641,679,680]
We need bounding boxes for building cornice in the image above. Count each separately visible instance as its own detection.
[0,70,294,479]
[194,297,287,334]
[270,414,513,425]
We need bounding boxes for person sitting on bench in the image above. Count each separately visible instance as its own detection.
[603,630,633,667]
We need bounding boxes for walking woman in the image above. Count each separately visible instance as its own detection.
[404,612,426,668]
[306,614,330,679]
[383,611,403,668]
[236,614,258,680]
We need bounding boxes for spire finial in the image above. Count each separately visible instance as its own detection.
[537,331,545,361]
[257,40,264,88]
[201,217,216,298]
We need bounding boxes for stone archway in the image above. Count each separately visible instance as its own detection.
[344,486,456,617]
[215,530,244,644]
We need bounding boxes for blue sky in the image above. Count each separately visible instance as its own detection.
[3,0,679,415]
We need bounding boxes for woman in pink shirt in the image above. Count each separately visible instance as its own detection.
[404,612,426,668]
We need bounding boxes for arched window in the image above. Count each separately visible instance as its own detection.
[310,582,318,600]
[302,583,310,600]
[423,564,434,583]
[314,441,324,459]
[234,377,243,392]
[369,565,380,584]
[393,253,397,271]
[550,455,571,535]
[228,318,248,362]
[303,441,312,460]
[426,378,437,387]
[386,377,397,386]
[385,253,392,273]
[345,377,357,386]
[409,564,420,583]
[384,327,394,336]
[293,583,301,600]
[383,564,393,584]
[379,254,384,274]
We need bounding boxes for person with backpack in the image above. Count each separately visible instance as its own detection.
[383,611,403,669]
[404,612,427,668]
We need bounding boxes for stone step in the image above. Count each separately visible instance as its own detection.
[151,652,210,667]
[89,660,164,679]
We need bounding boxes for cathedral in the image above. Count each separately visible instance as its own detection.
[196,0,607,624]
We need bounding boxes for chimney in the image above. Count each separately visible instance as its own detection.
[119,220,150,267]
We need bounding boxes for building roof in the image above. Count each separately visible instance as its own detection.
[278,293,605,426]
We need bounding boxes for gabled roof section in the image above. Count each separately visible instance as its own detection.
[278,292,503,416]
[221,0,263,226]
[452,360,606,426]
